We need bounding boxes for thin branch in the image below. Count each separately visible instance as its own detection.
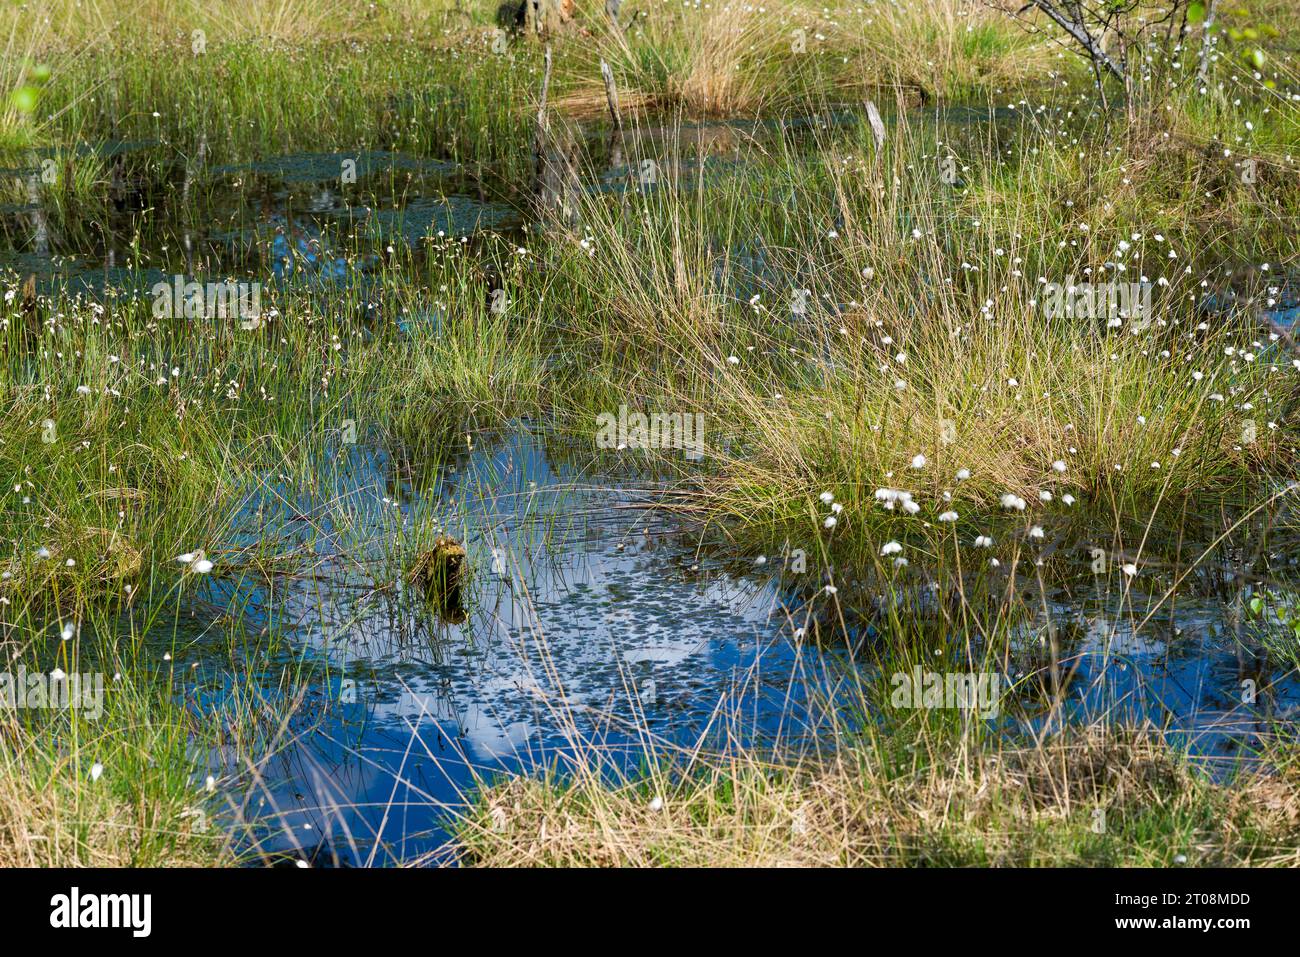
[1031,0,1126,81]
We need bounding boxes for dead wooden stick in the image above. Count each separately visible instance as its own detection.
[24,153,49,257]
[533,45,554,186]
[601,59,626,169]
[600,59,623,135]
[181,130,208,276]
[532,45,560,217]
[1195,0,1217,86]
[863,100,886,151]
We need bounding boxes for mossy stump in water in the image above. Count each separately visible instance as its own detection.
[407,536,467,623]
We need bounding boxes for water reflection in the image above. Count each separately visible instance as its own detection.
[185,428,842,864]
[163,425,1300,865]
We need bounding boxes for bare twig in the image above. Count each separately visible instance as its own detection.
[1028,0,1126,81]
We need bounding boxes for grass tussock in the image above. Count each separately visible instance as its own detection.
[0,708,230,867]
[0,764,218,867]
[518,99,1297,560]
[459,727,1300,867]
[849,0,1055,98]
[579,1,804,116]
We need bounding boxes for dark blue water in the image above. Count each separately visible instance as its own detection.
[154,423,1300,866]
[174,428,851,865]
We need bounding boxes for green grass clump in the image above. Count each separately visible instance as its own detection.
[456,724,1300,867]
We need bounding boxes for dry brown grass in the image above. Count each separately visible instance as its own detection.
[0,0,399,49]
[575,0,808,116]
[458,727,1300,867]
[537,104,1287,533]
[846,0,1056,98]
[0,729,223,867]
[564,0,1054,115]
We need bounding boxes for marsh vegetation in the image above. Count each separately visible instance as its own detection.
[1,0,1300,867]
